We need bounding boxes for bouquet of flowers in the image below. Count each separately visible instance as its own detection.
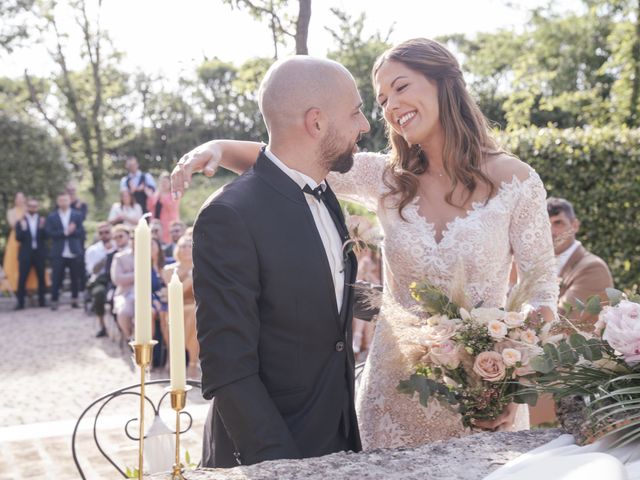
[528,288,640,446]
[397,261,561,428]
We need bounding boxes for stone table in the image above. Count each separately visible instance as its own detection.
[150,429,562,479]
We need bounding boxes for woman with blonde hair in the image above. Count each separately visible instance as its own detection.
[3,192,38,297]
[170,38,558,449]
[162,233,199,378]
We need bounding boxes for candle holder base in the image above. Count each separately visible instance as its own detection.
[166,385,193,479]
[129,340,158,479]
[171,463,186,479]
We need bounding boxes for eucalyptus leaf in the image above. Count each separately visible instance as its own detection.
[585,295,603,315]
[605,288,624,306]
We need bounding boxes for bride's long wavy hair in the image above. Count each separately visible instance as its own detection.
[372,38,502,219]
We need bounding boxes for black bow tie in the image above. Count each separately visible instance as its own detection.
[302,184,324,201]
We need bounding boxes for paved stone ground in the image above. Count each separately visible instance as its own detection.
[0,293,209,479]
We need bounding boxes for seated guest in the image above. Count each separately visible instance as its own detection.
[164,221,186,260]
[150,219,164,245]
[151,237,168,368]
[85,222,114,337]
[108,189,143,227]
[14,197,48,310]
[110,227,134,339]
[548,197,614,329]
[530,198,614,427]
[163,233,198,377]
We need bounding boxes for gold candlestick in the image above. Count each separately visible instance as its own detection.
[130,340,158,480]
[168,385,192,479]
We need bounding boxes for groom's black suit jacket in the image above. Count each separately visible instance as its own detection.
[193,151,360,468]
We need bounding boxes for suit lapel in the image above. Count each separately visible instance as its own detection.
[559,245,586,295]
[325,182,357,331]
[254,153,344,329]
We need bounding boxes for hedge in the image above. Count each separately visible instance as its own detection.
[499,127,640,289]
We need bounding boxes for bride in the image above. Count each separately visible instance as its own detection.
[171,38,558,450]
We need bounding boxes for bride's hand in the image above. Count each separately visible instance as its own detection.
[473,402,518,432]
[171,141,221,199]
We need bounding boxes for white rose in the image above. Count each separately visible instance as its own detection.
[503,311,526,328]
[459,307,471,321]
[487,320,508,340]
[422,316,460,344]
[501,348,522,367]
[471,307,505,325]
[429,340,461,369]
[521,329,540,345]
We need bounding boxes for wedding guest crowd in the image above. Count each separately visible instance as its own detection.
[4,161,196,378]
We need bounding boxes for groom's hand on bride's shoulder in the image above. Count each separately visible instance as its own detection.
[171,141,220,199]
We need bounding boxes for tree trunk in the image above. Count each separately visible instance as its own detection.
[295,0,311,54]
[627,0,640,126]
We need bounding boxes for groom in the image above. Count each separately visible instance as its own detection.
[192,56,371,467]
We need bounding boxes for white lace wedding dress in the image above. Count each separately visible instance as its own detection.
[329,152,559,450]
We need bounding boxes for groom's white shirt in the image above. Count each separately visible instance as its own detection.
[264,149,345,313]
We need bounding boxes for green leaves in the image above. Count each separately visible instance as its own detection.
[410,281,460,318]
[606,288,624,306]
[397,374,458,408]
[530,334,604,374]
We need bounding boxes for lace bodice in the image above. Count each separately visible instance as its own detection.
[329,152,559,449]
[331,152,558,311]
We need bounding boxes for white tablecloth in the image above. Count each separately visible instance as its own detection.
[484,434,640,480]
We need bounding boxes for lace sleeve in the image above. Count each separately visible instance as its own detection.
[509,170,559,312]
[327,151,388,212]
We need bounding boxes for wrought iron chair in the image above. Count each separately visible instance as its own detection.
[71,378,202,479]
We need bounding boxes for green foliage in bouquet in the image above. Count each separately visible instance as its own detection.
[528,289,640,447]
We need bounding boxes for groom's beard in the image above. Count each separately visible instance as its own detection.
[321,126,356,174]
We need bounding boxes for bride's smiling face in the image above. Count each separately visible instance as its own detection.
[374,60,443,147]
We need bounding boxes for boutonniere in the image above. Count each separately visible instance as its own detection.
[342,212,382,260]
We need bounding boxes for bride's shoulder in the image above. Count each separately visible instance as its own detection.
[484,153,536,186]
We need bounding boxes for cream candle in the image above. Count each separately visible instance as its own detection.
[134,217,152,344]
[168,270,186,390]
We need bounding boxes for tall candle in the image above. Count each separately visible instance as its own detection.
[134,217,152,344]
[168,270,186,390]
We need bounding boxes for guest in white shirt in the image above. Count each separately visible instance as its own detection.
[108,190,143,227]
[85,222,115,337]
[14,197,48,310]
[45,192,85,311]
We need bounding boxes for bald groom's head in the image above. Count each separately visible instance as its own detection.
[258,56,357,135]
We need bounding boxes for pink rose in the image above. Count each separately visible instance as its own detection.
[430,340,461,369]
[473,351,506,382]
[602,301,640,365]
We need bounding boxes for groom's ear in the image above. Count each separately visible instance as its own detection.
[304,107,325,139]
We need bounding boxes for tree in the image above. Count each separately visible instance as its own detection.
[442,1,640,130]
[0,112,69,243]
[326,8,391,152]
[24,0,129,208]
[0,0,35,53]
[222,0,311,57]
